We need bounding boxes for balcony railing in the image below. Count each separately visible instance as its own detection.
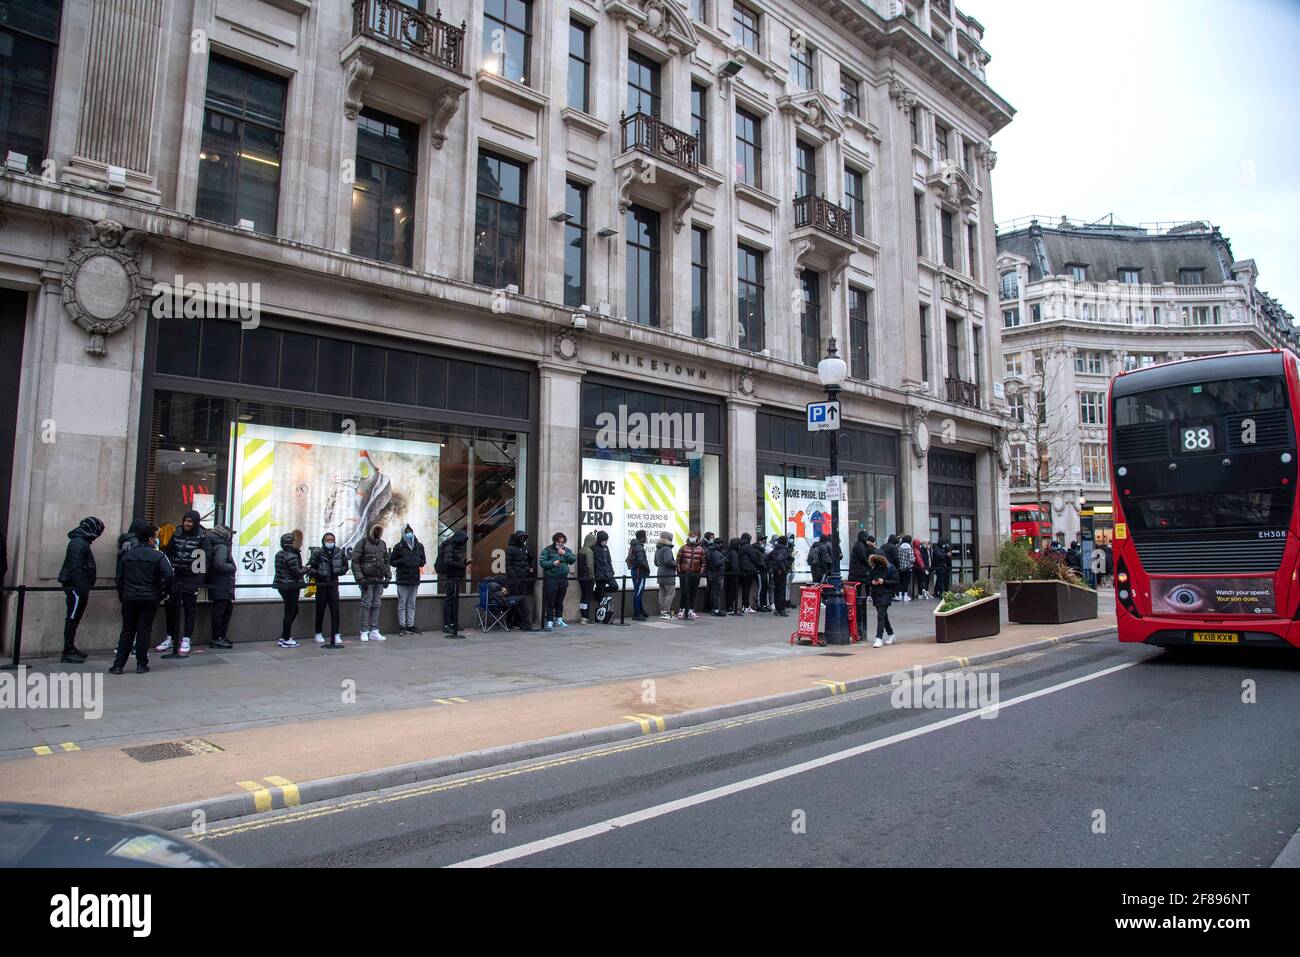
[621,112,699,173]
[945,377,981,409]
[999,286,1019,302]
[793,193,852,242]
[352,0,465,74]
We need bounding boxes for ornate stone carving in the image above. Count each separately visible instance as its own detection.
[62,219,148,356]
[977,142,998,171]
[778,91,845,143]
[343,52,375,120]
[671,184,699,234]
[430,90,461,149]
[737,371,756,396]
[604,0,699,56]
[617,156,654,213]
[940,274,973,310]
[553,329,579,361]
[907,407,930,464]
[888,73,918,112]
[929,161,980,213]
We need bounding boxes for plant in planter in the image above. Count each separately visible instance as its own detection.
[996,539,1099,624]
[933,579,1002,643]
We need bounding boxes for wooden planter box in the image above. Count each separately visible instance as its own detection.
[934,593,1002,643]
[1006,580,1098,624]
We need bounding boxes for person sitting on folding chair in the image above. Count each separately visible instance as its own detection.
[481,576,528,631]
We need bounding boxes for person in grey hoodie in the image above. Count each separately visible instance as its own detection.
[654,531,677,619]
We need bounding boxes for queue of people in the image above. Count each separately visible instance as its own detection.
[54,513,959,671]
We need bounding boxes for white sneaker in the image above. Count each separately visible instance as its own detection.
[314,633,325,644]
[180,637,191,655]
[688,611,698,620]
[661,612,672,620]
[872,637,884,648]
[885,634,896,646]
[156,637,173,652]
[359,632,370,642]
[369,630,386,642]
[903,595,912,602]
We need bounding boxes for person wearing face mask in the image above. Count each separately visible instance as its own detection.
[307,532,346,648]
[675,532,706,621]
[389,525,427,636]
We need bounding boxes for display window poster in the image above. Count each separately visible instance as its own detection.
[763,475,851,580]
[581,459,690,586]
[228,423,441,597]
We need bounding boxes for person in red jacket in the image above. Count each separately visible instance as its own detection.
[675,533,707,621]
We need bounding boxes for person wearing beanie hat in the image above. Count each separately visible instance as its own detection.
[57,516,105,663]
[626,529,650,622]
[654,531,677,619]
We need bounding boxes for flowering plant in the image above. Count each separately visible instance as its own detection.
[937,579,997,614]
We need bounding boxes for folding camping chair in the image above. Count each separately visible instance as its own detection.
[475,580,513,634]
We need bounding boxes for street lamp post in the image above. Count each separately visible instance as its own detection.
[818,338,851,645]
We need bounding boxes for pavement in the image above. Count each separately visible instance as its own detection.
[188,636,1300,868]
[0,592,1117,821]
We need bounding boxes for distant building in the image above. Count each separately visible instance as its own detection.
[996,216,1296,545]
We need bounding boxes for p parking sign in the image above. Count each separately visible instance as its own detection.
[806,401,841,432]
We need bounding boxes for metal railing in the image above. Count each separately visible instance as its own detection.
[620,112,699,173]
[945,377,980,409]
[793,193,852,241]
[352,0,465,74]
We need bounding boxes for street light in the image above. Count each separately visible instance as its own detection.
[818,338,851,645]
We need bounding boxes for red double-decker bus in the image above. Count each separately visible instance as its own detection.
[1109,350,1300,649]
[1010,505,1051,551]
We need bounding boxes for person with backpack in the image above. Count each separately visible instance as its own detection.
[867,553,899,648]
[434,530,470,638]
[204,525,237,649]
[896,534,915,602]
[389,525,426,636]
[505,530,538,632]
[577,532,598,624]
[538,532,576,631]
[351,522,391,641]
[769,536,792,617]
[654,532,677,619]
[626,530,650,622]
[847,530,876,631]
[592,530,618,622]
[272,530,307,648]
[160,509,205,656]
[808,534,832,584]
[676,533,706,621]
[112,522,174,674]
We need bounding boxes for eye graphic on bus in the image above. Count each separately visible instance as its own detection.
[1167,584,1206,611]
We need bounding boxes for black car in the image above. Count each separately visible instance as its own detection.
[0,802,230,868]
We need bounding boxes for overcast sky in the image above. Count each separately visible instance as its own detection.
[977,0,1300,315]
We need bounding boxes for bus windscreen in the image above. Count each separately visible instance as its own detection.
[1115,376,1288,427]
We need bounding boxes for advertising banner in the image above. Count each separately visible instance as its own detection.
[762,475,851,580]
[228,423,441,597]
[580,458,690,587]
[1150,577,1275,616]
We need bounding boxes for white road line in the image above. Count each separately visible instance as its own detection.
[449,659,1140,868]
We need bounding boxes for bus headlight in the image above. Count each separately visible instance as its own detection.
[1116,560,1140,618]
[1283,453,1293,464]
[1117,466,1128,477]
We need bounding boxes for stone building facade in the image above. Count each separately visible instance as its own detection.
[0,0,1013,652]
[996,216,1297,546]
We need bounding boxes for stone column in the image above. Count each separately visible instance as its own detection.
[62,0,165,201]
[535,360,585,543]
[726,396,760,535]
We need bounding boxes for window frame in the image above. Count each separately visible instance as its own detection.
[735,106,763,189]
[483,0,533,85]
[691,225,710,339]
[738,243,766,353]
[849,286,871,380]
[563,179,588,309]
[625,203,662,327]
[732,1,761,53]
[567,18,592,113]
[473,148,529,290]
[350,106,419,268]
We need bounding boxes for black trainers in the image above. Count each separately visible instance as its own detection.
[211,638,233,650]
[135,664,150,674]
[61,650,86,664]
[108,665,125,675]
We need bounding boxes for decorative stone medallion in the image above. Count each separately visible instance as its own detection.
[61,219,147,356]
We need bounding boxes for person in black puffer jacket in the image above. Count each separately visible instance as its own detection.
[867,554,899,647]
[204,525,237,649]
[505,530,537,632]
[112,522,174,674]
[626,530,650,622]
[592,531,618,619]
[307,532,348,647]
[750,534,770,612]
[705,537,727,616]
[57,516,104,663]
[351,523,391,642]
[273,530,306,647]
[847,530,876,626]
[162,509,206,654]
[434,530,470,636]
[769,536,792,616]
[737,533,757,612]
[389,525,427,636]
[724,538,742,615]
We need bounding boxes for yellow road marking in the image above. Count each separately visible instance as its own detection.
[690,666,716,671]
[197,642,1076,842]
[623,715,652,734]
[264,775,300,807]
[449,697,469,704]
[60,742,79,752]
[812,680,847,695]
[237,780,272,812]
[32,746,52,756]
[633,713,666,732]
[434,699,453,705]
[945,656,971,667]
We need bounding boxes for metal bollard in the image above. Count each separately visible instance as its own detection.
[2,585,26,671]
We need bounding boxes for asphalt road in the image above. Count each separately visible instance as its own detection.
[192,637,1300,867]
